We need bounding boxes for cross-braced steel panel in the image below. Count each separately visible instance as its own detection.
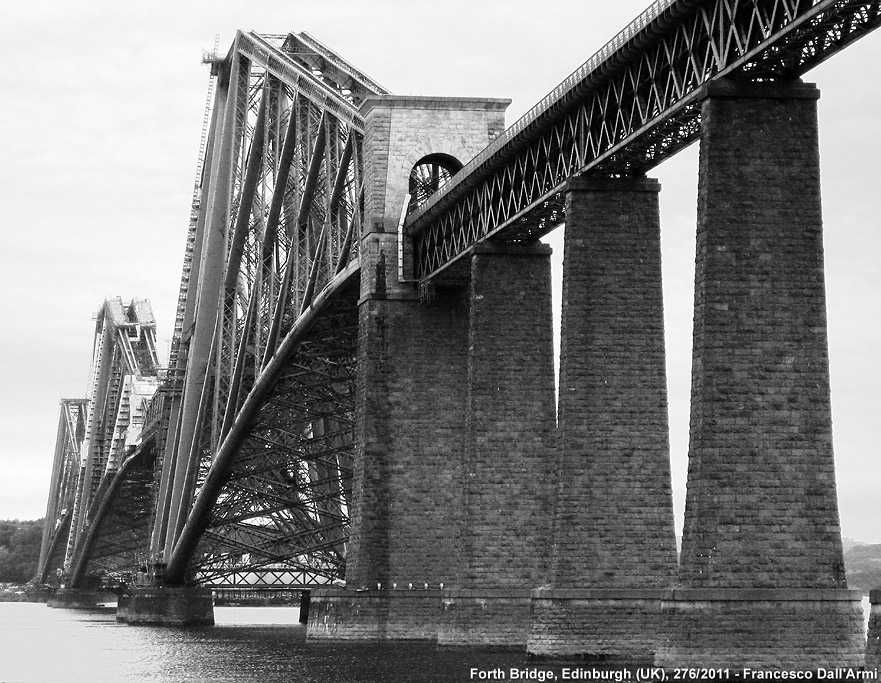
[408,0,881,281]
[161,31,382,587]
[68,444,159,588]
[37,399,87,583]
[65,299,160,574]
[191,289,357,586]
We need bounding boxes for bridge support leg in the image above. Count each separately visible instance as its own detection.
[308,234,468,641]
[116,586,214,626]
[47,588,109,609]
[527,175,677,661]
[655,80,865,669]
[438,242,557,648]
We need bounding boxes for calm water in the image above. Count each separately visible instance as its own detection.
[0,599,872,682]
[0,603,534,683]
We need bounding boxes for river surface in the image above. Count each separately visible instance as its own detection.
[0,602,533,683]
[0,599,872,682]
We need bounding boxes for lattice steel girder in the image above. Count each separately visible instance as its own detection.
[165,267,359,586]
[407,0,881,280]
[196,567,332,587]
[38,399,88,582]
[195,519,346,573]
[161,27,376,581]
[67,445,157,587]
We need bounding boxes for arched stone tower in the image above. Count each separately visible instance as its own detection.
[311,96,555,644]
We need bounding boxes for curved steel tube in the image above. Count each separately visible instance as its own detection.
[164,262,360,586]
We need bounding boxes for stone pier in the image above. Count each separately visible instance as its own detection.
[307,588,442,641]
[47,588,110,609]
[116,586,214,625]
[308,96,532,643]
[527,175,677,661]
[655,79,865,668]
[439,244,557,648]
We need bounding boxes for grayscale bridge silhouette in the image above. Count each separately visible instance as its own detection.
[37,0,881,668]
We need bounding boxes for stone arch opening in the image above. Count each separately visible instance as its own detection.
[408,153,463,211]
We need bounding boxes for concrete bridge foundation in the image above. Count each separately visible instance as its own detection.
[116,586,214,626]
[47,588,111,609]
[655,80,865,668]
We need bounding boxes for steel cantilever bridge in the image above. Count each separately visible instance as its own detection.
[38,0,881,595]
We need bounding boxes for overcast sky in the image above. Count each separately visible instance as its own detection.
[1,1,878,545]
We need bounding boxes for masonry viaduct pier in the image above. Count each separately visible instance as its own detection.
[38,0,881,669]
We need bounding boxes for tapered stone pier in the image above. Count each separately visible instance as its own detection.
[527,175,678,661]
[655,79,865,669]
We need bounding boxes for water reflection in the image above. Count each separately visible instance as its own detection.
[0,603,529,683]
[0,600,872,683]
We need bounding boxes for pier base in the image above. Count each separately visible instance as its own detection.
[116,586,214,626]
[867,590,881,672]
[527,589,665,662]
[47,588,110,609]
[655,589,866,669]
[437,589,532,648]
[306,588,441,642]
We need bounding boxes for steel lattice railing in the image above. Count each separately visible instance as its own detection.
[407,0,881,281]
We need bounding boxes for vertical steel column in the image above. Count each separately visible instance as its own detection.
[37,404,77,579]
[149,102,221,566]
[162,51,245,562]
[65,315,114,571]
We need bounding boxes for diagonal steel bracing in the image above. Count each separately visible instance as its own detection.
[37,399,87,583]
[157,30,380,586]
[58,2,880,592]
[407,0,881,281]
[37,301,161,588]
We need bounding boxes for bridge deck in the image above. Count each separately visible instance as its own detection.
[407,0,881,281]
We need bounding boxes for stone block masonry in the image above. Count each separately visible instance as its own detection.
[656,589,866,668]
[311,96,547,643]
[657,79,865,668]
[116,586,214,626]
[316,244,556,645]
[344,96,513,599]
[345,286,469,592]
[47,588,111,610]
[527,175,677,661]
[551,176,677,584]
[460,243,556,589]
[867,590,881,671]
[360,96,510,241]
[307,589,442,642]
[440,243,557,647]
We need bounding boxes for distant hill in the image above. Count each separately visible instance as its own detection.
[843,542,881,594]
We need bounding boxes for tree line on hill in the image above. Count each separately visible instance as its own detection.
[0,519,43,584]
[842,542,881,594]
